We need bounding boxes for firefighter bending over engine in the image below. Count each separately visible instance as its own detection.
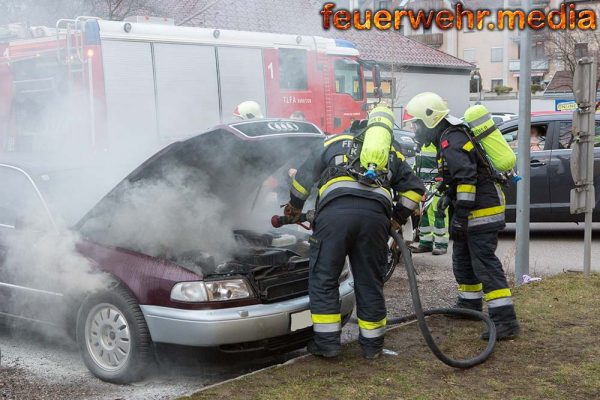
[405,92,520,341]
[284,106,425,359]
[233,101,264,120]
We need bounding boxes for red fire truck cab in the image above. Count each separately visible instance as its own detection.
[0,17,371,154]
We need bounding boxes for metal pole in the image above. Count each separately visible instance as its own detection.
[584,212,592,275]
[515,0,532,285]
[583,52,597,276]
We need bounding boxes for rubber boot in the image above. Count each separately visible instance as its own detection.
[307,332,342,358]
[481,304,520,341]
[432,247,447,256]
[362,347,382,360]
[410,244,432,253]
[447,297,482,320]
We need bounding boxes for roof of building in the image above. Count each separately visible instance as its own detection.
[151,0,473,70]
[544,71,574,94]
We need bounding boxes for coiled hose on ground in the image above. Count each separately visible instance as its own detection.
[354,230,497,369]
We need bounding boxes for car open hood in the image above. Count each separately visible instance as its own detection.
[76,120,324,275]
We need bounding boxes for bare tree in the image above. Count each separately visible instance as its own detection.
[0,0,169,25]
[174,0,227,26]
[88,0,167,21]
[545,29,600,77]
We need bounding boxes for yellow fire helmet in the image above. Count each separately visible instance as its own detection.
[404,92,449,129]
[360,105,395,171]
[233,101,264,120]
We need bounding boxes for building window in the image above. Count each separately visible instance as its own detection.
[491,47,503,63]
[378,0,391,9]
[279,49,308,91]
[532,43,546,60]
[366,77,395,98]
[491,79,504,90]
[463,48,476,62]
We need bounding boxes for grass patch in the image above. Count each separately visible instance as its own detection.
[182,274,600,400]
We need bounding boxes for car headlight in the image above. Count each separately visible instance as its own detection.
[170,279,254,302]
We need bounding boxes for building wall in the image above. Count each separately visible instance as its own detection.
[376,68,471,122]
[458,29,510,92]
[476,97,556,114]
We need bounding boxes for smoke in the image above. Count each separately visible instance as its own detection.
[78,164,238,263]
[1,206,111,325]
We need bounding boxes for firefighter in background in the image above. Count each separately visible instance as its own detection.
[233,101,264,120]
[411,143,449,255]
[284,106,425,359]
[404,92,520,340]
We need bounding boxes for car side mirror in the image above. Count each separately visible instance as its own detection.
[372,64,382,91]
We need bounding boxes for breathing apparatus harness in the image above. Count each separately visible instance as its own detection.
[341,128,393,190]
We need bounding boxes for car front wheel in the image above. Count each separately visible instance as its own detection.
[76,285,153,383]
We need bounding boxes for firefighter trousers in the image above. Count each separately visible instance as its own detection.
[419,195,449,250]
[308,196,390,353]
[452,230,518,325]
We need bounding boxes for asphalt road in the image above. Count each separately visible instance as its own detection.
[411,222,600,277]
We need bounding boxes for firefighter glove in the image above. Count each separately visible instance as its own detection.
[283,203,302,223]
[436,194,451,218]
[450,208,470,242]
[392,204,412,226]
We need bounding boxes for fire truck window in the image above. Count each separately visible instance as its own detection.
[279,49,308,91]
[335,59,363,100]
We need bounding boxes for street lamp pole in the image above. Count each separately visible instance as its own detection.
[515,0,532,285]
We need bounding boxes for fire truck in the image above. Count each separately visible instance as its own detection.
[0,16,375,154]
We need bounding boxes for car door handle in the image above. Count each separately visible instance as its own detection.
[530,159,547,167]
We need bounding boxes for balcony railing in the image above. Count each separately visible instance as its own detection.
[407,32,444,48]
[508,59,549,71]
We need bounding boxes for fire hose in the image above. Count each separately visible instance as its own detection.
[271,213,496,369]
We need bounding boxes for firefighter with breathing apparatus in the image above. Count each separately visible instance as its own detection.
[283,106,425,359]
[405,92,520,341]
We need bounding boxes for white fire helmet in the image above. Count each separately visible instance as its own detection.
[233,101,264,120]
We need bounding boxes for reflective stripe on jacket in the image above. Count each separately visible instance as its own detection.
[289,132,425,215]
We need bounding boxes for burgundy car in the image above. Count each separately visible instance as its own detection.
[0,120,355,383]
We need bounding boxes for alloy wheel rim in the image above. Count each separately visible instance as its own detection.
[85,303,132,372]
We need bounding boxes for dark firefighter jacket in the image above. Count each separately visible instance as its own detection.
[289,133,425,216]
[438,125,506,232]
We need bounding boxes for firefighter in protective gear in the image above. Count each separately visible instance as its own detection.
[412,143,449,255]
[405,92,520,341]
[285,106,425,359]
[233,101,264,120]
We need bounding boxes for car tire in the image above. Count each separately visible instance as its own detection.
[76,285,153,383]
